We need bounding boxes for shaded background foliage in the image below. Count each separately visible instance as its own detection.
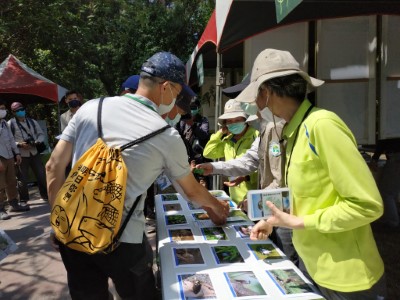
[0,0,214,146]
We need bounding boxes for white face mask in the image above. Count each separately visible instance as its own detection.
[259,95,282,123]
[158,85,177,115]
[0,109,6,119]
[165,113,181,126]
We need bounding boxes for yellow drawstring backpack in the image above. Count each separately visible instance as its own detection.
[50,96,169,254]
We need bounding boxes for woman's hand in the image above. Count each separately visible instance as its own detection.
[250,219,273,240]
[264,201,304,229]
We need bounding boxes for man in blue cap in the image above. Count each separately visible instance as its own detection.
[46,51,229,300]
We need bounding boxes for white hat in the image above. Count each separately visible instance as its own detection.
[235,49,324,103]
[218,99,248,120]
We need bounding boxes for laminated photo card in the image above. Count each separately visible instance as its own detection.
[163,203,182,213]
[168,228,195,242]
[211,245,245,264]
[233,224,253,239]
[201,226,228,241]
[0,229,18,262]
[266,268,314,295]
[173,246,206,267]
[165,214,188,226]
[177,273,217,300]
[161,193,180,201]
[224,271,267,298]
[187,201,202,210]
[247,188,290,221]
[247,243,284,262]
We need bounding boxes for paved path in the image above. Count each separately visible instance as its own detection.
[0,188,157,300]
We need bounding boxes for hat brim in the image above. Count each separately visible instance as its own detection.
[218,111,248,120]
[235,70,324,103]
[246,115,258,122]
[176,84,195,113]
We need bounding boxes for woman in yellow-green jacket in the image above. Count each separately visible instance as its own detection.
[203,99,259,205]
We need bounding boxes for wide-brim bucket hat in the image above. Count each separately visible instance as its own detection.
[218,99,248,121]
[235,49,324,103]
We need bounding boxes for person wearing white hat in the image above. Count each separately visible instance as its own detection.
[236,48,386,299]
[203,99,259,205]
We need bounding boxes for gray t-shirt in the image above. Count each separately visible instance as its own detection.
[61,95,190,243]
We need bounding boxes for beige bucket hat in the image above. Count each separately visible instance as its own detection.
[218,99,248,121]
[235,49,324,103]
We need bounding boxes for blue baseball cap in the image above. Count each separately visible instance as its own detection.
[141,51,186,85]
[122,75,140,91]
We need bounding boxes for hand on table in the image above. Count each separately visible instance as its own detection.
[202,200,229,226]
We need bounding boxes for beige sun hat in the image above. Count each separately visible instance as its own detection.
[218,99,248,121]
[235,49,324,103]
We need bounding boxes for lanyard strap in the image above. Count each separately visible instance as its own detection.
[285,104,314,186]
[123,94,157,112]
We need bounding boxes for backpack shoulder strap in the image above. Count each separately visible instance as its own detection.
[27,118,37,135]
[120,125,170,151]
[97,96,106,138]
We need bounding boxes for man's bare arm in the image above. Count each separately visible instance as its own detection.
[45,140,73,208]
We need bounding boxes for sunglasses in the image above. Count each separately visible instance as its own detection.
[14,108,25,112]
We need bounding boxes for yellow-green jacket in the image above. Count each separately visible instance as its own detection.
[203,126,259,204]
[284,99,384,292]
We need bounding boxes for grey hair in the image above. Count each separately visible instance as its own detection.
[259,74,307,103]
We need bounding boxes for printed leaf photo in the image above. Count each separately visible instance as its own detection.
[161,194,179,201]
[166,215,188,225]
[211,245,244,264]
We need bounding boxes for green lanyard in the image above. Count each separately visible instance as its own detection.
[123,94,156,112]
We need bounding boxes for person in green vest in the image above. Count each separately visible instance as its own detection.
[237,48,386,299]
[203,99,259,205]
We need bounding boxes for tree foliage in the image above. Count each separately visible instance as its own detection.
[0,0,214,145]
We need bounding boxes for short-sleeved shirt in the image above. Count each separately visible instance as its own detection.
[61,95,190,243]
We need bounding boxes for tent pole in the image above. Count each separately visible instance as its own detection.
[213,52,223,190]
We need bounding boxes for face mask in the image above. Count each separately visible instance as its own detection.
[259,107,274,123]
[191,108,199,115]
[68,99,81,109]
[226,122,246,135]
[0,109,7,119]
[158,85,177,115]
[240,102,258,116]
[15,110,26,118]
[165,113,181,127]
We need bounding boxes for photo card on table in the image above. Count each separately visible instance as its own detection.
[166,214,188,226]
[211,245,244,264]
[247,243,284,261]
[266,268,314,295]
[187,201,202,210]
[233,224,253,238]
[161,193,180,201]
[168,228,195,242]
[201,226,228,241]
[177,273,217,300]
[224,271,267,298]
[163,203,182,213]
[173,246,206,267]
